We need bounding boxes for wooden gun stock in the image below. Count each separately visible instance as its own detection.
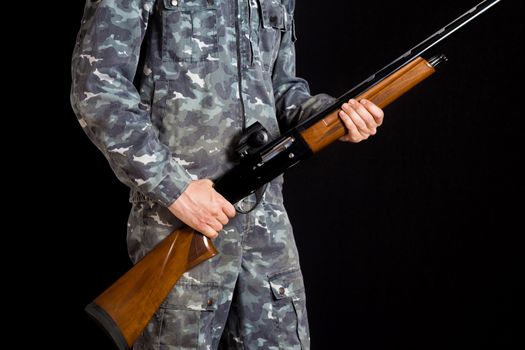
[85,227,217,350]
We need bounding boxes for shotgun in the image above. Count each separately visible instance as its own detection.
[85,1,501,348]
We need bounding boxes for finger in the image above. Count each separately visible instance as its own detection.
[341,103,370,137]
[338,109,363,142]
[207,217,223,232]
[350,99,377,134]
[361,99,384,126]
[204,228,219,239]
[342,100,368,134]
[196,222,219,239]
[216,211,229,225]
[221,198,236,218]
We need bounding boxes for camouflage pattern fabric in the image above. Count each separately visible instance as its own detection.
[71,0,335,348]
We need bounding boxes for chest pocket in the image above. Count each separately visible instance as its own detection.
[256,0,290,72]
[162,0,218,62]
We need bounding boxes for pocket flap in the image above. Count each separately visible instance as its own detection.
[163,0,213,10]
[161,282,220,311]
[259,0,289,31]
[268,267,305,300]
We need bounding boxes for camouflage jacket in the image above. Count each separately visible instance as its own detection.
[71,0,334,207]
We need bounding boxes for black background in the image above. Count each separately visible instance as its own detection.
[41,0,522,348]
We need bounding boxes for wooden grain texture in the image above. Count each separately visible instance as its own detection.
[300,57,435,153]
[92,227,217,347]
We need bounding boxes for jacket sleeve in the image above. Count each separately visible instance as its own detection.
[70,0,193,207]
[272,2,337,131]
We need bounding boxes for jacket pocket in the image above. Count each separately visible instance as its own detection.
[259,0,288,31]
[162,0,218,63]
[256,0,289,71]
[268,267,310,348]
[158,282,220,348]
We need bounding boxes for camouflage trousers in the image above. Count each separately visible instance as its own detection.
[127,179,310,349]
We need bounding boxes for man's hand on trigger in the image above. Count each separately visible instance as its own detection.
[168,179,236,239]
[338,99,384,142]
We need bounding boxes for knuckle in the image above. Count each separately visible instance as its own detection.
[196,222,207,232]
[191,217,201,227]
[354,114,366,125]
[355,104,366,114]
[365,120,375,129]
[357,123,367,132]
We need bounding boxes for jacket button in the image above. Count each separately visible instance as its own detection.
[207,298,214,307]
[278,287,285,295]
[171,0,178,6]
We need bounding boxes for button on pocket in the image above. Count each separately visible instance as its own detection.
[162,0,218,63]
[268,267,305,300]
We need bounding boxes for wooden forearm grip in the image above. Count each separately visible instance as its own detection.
[301,57,436,153]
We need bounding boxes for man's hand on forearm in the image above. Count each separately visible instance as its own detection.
[168,179,236,239]
[338,99,384,142]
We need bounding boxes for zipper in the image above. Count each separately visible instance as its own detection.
[234,0,247,132]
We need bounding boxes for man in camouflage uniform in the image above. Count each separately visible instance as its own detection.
[71,0,383,348]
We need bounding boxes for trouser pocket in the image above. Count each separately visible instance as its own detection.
[134,282,220,349]
[268,267,310,349]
